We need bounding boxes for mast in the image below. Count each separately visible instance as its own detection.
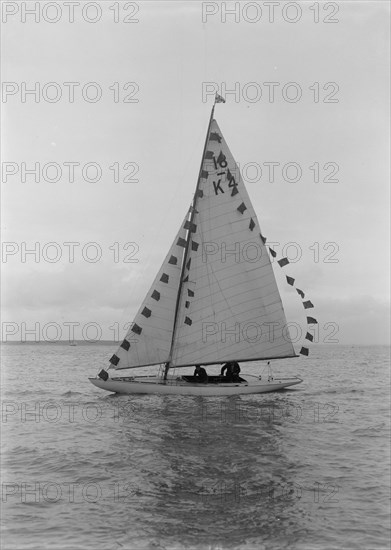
[166,100,216,368]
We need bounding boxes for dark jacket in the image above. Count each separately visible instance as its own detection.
[221,362,240,375]
[194,367,208,383]
[221,362,241,381]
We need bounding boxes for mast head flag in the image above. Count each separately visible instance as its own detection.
[215,93,226,104]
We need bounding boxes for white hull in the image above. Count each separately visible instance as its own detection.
[88,374,302,396]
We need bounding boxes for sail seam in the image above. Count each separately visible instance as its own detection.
[180,295,284,320]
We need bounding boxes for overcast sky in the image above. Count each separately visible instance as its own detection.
[1,1,389,345]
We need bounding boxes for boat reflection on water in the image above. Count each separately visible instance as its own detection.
[112,392,310,547]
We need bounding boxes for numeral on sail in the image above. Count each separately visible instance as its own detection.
[213,151,228,169]
[227,168,237,188]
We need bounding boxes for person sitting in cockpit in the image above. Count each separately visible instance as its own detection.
[221,361,241,382]
[194,364,208,383]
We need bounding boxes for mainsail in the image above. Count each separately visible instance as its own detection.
[170,119,296,366]
[110,115,296,371]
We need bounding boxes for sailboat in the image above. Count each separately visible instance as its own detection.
[89,97,305,395]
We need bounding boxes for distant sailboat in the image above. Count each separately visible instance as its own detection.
[90,97,304,395]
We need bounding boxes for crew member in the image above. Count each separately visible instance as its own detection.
[163,362,170,381]
[221,361,241,382]
[194,364,208,383]
[231,361,241,381]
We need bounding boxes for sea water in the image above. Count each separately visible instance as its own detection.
[1,343,390,550]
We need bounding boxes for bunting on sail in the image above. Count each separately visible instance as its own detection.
[109,215,189,369]
[170,120,296,367]
[266,245,317,357]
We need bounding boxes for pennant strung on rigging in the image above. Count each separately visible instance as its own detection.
[307,316,318,325]
[177,238,187,248]
[151,290,160,301]
[210,132,222,143]
[120,339,130,351]
[278,257,289,267]
[141,307,152,318]
[131,323,142,335]
[109,354,120,365]
[184,220,197,233]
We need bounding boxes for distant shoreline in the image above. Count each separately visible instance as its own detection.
[1,341,390,347]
